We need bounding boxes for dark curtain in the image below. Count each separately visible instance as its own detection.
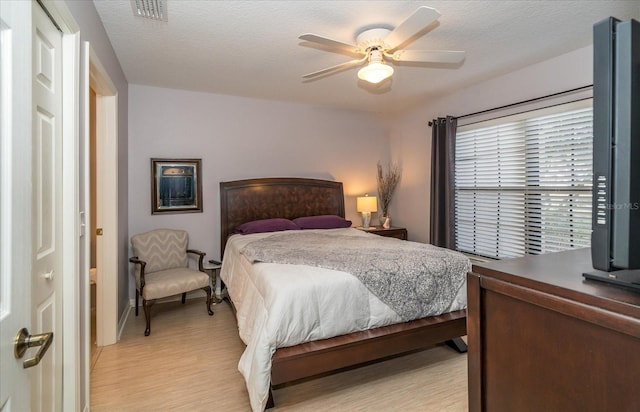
[429,116,457,249]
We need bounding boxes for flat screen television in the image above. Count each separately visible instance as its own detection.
[584,17,640,290]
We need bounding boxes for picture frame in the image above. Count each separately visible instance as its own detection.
[151,158,202,214]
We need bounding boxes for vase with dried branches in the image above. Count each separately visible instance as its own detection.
[377,161,401,228]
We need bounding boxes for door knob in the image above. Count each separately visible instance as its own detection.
[14,328,53,369]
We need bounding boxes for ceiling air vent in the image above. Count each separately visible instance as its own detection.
[131,0,168,22]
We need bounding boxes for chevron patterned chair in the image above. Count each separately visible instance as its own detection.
[129,229,213,336]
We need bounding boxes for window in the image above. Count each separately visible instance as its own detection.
[455,100,593,259]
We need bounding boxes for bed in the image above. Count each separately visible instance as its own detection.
[219,177,470,411]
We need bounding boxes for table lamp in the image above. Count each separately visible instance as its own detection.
[357,194,377,229]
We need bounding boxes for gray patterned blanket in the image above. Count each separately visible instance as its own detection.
[240,231,471,321]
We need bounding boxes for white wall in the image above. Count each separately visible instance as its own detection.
[385,45,594,242]
[128,85,390,292]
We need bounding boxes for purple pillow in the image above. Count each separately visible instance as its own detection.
[234,218,300,235]
[293,215,352,230]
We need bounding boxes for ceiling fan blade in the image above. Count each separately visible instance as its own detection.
[385,6,441,50]
[302,57,367,79]
[391,50,465,64]
[299,33,360,55]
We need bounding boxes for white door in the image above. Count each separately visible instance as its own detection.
[0,2,64,410]
[0,1,32,408]
[31,3,64,410]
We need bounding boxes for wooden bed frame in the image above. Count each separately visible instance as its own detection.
[219,177,467,408]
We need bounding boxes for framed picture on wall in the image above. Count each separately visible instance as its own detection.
[151,158,203,214]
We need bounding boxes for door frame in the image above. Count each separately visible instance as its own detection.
[87,46,119,348]
[61,24,81,412]
[80,28,119,412]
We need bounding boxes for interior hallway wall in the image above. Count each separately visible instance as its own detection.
[65,0,130,322]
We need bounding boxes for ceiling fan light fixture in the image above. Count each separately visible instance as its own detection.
[358,49,393,84]
[357,62,394,84]
[300,6,464,84]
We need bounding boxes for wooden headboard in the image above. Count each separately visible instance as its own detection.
[219,177,345,256]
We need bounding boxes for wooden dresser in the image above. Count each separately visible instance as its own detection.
[468,248,640,412]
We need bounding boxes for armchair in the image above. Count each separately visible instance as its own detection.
[129,229,213,336]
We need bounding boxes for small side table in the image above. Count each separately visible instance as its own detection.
[355,226,408,240]
[203,261,223,303]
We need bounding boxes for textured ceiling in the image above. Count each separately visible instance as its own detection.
[93,1,639,114]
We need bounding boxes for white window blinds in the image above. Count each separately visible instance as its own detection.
[455,101,593,259]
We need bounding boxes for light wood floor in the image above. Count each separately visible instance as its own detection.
[90,298,468,411]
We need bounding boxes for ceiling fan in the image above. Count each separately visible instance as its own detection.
[299,6,465,84]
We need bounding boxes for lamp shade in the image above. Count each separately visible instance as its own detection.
[357,195,378,213]
[357,62,394,84]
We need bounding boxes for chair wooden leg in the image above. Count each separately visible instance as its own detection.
[135,290,139,316]
[143,299,155,336]
[203,286,214,316]
[181,292,186,304]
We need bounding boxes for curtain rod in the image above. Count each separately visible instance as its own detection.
[456,84,593,120]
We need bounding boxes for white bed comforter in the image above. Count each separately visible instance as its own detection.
[220,228,467,412]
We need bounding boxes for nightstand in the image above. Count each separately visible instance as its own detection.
[356,226,408,240]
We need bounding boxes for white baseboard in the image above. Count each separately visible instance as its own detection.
[117,305,131,341]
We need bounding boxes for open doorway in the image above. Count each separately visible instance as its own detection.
[85,43,119,357]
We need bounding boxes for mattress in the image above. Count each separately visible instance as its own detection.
[220,228,468,411]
